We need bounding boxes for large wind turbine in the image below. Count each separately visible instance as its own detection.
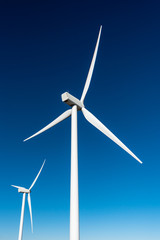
[12,160,45,240]
[24,26,142,240]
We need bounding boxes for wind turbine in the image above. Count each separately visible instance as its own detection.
[12,160,45,240]
[24,26,142,240]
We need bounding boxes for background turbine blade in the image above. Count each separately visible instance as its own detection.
[82,108,142,164]
[29,160,46,191]
[80,26,102,103]
[28,193,33,233]
[11,185,22,189]
[24,109,72,142]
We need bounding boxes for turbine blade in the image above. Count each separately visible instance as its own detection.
[29,160,46,190]
[82,108,142,164]
[28,193,33,233]
[80,26,102,103]
[11,185,22,189]
[24,109,72,142]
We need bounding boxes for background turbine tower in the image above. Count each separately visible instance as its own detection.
[24,26,142,240]
[12,160,45,240]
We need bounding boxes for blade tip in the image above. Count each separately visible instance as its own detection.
[23,138,29,142]
[137,158,143,164]
[23,136,33,142]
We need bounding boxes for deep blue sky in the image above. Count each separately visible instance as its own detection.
[0,1,160,239]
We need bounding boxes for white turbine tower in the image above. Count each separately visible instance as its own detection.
[24,26,142,240]
[12,160,45,240]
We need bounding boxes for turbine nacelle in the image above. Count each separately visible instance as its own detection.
[11,185,31,193]
[61,92,84,110]
[18,187,30,193]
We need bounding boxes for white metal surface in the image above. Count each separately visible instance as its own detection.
[24,110,72,142]
[18,188,30,193]
[81,26,102,103]
[82,107,142,164]
[70,105,79,240]
[62,92,84,110]
[28,193,33,232]
[11,185,22,189]
[11,186,30,193]
[29,159,46,190]
[18,193,26,240]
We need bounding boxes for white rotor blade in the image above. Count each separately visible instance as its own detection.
[29,160,46,191]
[82,108,142,164]
[81,26,102,103]
[28,193,33,233]
[24,109,72,142]
[11,185,23,189]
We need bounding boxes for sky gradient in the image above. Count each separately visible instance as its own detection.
[0,1,160,239]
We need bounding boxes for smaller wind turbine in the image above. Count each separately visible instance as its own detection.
[11,160,45,240]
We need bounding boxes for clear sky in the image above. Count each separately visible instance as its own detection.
[0,1,160,239]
